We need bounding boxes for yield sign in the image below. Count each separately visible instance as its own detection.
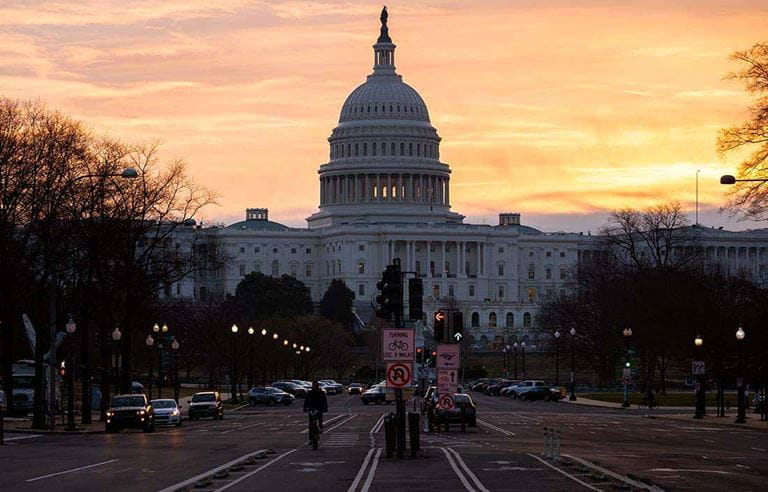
[386,362,413,388]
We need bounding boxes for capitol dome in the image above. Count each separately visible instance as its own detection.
[306,7,464,228]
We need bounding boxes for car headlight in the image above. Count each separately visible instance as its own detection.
[138,410,146,415]
[172,409,180,416]
[106,411,113,417]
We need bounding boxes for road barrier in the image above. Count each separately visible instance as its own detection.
[542,424,562,459]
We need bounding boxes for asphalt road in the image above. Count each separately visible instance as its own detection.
[0,391,765,491]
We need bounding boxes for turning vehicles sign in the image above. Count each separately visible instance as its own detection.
[382,329,415,362]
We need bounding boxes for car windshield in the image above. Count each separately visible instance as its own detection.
[350,383,361,387]
[14,376,34,388]
[112,396,144,407]
[151,400,176,408]
[266,388,282,393]
[192,394,215,402]
[454,395,471,403]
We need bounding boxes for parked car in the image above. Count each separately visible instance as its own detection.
[500,381,523,397]
[506,380,548,399]
[248,387,295,406]
[361,386,391,405]
[518,386,561,402]
[272,381,307,398]
[188,391,224,420]
[434,393,477,427]
[321,380,343,394]
[106,394,155,433]
[485,380,514,396]
[468,379,494,391]
[150,399,182,426]
[348,383,364,395]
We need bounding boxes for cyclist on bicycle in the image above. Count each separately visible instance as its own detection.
[303,380,328,432]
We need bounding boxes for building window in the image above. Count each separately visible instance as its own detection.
[432,284,440,298]
[498,285,504,298]
[430,261,435,276]
[448,285,455,297]
[546,268,552,280]
[415,261,421,275]
[409,143,413,156]
[469,284,475,297]
[546,251,552,257]
[363,143,368,156]
[560,252,566,258]
[271,260,279,276]
[489,312,497,328]
[445,261,450,276]
[527,288,536,301]
[546,288,554,299]
[291,248,296,254]
[506,312,514,328]
[306,248,312,254]
[465,261,470,276]
[239,247,245,254]
[498,247,504,253]
[523,312,532,328]
[358,284,365,296]
[305,264,312,277]
[400,142,405,155]
[290,264,297,277]
[560,268,567,280]
[529,251,534,257]
[239,264,246,276]
[272,248,278,254]
[528,263,535,280]
[358,261,365,274]
[359,244,365,251]
[498,263,504,276]
[471,312,480,327]
[255,262,261,273]
[372,142,377,156]
[391,142,396,155]
[255,247,260,253]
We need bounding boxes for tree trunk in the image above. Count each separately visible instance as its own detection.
[32,322,46,429]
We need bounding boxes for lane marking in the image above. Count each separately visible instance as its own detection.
[527,454,600,491]
[447,448,489,492]
[441,447,476,491]
[221,421,264,434]
[157,450,267,492]
[564,454,665,491]
[325,414,358,433]
[359,448,382,492]
[476,419,516,436]
[650,468,731,474]
[347,448,376,492]
[370,413,386,435]
[301,413,348,434]
[26,459,119,483]
[3,434,42,441]
[216,448,300,491]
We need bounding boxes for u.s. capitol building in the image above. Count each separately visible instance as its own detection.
[175,10,768,350]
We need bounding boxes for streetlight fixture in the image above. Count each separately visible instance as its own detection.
[65,316,77,431]
[261,328,268,336]
[161,324,168,333]
[694,334,705,419]
[247,327,255,388]
[513,342,518,379]
[153,323,160,333]
[283,339,289,346]
[230,325,239,402]
[736,325,746,424]
[305,346,310,352]
[171,338,180,402]
[112,327,122,395]
[146,334,155,400]
[521,342,526,379]
[569,327,577,401]
[720,175,768,185]
[554,331,561,386]
[248,327,255,335]
[502,346,508,378]
[231,324,239,334]
[273,333,278,340]
[622,328,632,408]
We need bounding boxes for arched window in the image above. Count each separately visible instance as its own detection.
[389,105,393,112]
[471,312,480,327]
[271,260,279,276]
[355,143,359,156]
[489,312,497,328]
[465,261,470,276]
[409,143,413,156]
[417,143,421,156]
[400,142,405,156]
[372,142,377,156]
[391,142,396,155]
[363,143,367,156]
[523,312,532,328]
[305,264,312,277]
[358,261,365,274]
[347,144,351,157]
[498,262,505,276]
[290,264,297,277]
[506,312,514,328]
[381,142,386,156]
[528,263,535,280]
[415,260,421,275]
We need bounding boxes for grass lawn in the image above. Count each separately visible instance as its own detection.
[580,392,738,406]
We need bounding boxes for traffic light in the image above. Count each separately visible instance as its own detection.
[375,261,403,322]
[433,310,446,342]
[430,349,437,368]
[451,311,464,342]
[408,278,423,320]
[59,361,66,378]
[625,361,631,368]
[416,347,424,364]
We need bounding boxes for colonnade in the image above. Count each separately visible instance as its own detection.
[320,173,449,206]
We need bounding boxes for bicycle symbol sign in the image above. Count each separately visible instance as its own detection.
[386,362,413,388]
[382,329,415,361]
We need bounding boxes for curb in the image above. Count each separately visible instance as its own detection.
[645,414,768,432]
[6,427,104,435]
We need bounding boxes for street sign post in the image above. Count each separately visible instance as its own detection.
[382,329,415,362]
[692,360,705,376]
[436,344,460,370]
[386,362,413,388]
[437,369,458,396]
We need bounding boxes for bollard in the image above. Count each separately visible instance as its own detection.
[542,426,549,458]
[554,425,561,460]
[408,412,420,457]
[384,413,396,459]
[460,404,466,432]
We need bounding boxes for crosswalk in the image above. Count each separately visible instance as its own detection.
[322,432,359,448]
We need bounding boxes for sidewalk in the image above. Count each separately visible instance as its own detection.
[649,412,768,431]
[562,396,708,411]
[3,417,105,434]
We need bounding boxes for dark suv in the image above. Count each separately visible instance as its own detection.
[106,394,155,433]
[188,391,224,420]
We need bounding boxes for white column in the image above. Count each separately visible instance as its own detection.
[365,175,370,202]
[477,242,482,277]
[387,174,392,201]
[441,241,446,277]
[376,174,381,201]
[445,177,450,206]
[427,241,432,278]
[398,174,403,201]
[408,174,414,202]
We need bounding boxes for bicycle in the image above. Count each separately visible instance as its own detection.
[388,340,409,351]
[308,410,321,450]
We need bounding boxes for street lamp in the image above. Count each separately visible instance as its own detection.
[569,327,577,401]
[554,331,561,386]
[513,342,518,379]
[261,328,267,336]
[305,346,310,352]
[502,346,508,378]
[247,327,255,389]
[521,342,526,379]
[146,334,155,400]
[736,325,746,424]
[153,323,160,333]
[230,324,239,402]
[273,333,278,340]
[720,175,768,185]
[112,327,122,396]
[694,334,705,419]
[65,316,77,431]
[622,328,632,408]
[171,338,180,402]
[162,324,168,333]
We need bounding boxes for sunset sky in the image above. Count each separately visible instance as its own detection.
[1,0,767,231]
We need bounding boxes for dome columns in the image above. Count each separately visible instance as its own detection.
[319,172,450,207]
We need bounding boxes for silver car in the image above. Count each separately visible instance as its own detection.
[150,399,182,426]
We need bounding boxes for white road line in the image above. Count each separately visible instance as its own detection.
[441,448,476,491]
[347,448,376,492]
[325,414,358,433]
[221,421,263,434]
[157,450,267,492]
[370,413,386,435]
[216,448,300,491]
[564,454,665,491]
[447,448,490,492]
[3,434,42,441]
[476,418,516,436]
[26,459,119,483]
[359,448,382,492]
[526,454,600,491]
[301,413,347,434]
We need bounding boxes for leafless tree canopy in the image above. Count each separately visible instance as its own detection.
[718,42,768,220]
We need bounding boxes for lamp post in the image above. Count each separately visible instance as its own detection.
[153,323,168,399]
[112,327,122,397]
[622,328,632,408]
[513,342,518,379]
[171,338,180,403]
[521,342,526,379]
[231,324,239,403]
[145,335,154,400]
[247,327,255,389]
[65,316,77,431]
[736,326,746,424]
[694,334,705,419]
[502,346,507,377]
[554,331,561,386]
[569,327,577,401]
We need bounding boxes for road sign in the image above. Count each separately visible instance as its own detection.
[382,329,415,361]
[437,369,458,395]
[436,344,460,370]
[692,360,705,376]
[622,367,631,378]
[438,394,455,410]
[453,332,462,341]
[622,376,631,385]
[386,362,413,388]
